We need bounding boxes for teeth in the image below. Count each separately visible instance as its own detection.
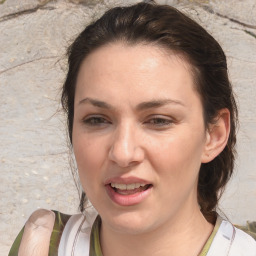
[135,183,141,189]
[110,183,146,190]
[127,184,135,190]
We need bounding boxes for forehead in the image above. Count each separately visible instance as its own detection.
[78,42,192,76]
[75,42,199,108]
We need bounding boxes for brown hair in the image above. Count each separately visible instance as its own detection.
[61,2,238,222]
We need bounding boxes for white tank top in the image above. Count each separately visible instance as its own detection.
[58,213,256,256]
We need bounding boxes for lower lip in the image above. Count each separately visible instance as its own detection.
[105,185,152,206]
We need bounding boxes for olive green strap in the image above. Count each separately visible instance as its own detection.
[89,215,103,256]
[8,226,25,256]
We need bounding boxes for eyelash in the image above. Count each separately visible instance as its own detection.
[145,117,174,128]
[82,115,174,128]
[82,116,111,126]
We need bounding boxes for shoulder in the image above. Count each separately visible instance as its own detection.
[8,209,71,256]
[23,208,72,231]
[229,227,256,255]
[208,216,256,256]
[26,209,56,228]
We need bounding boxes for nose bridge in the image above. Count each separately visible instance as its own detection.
[109,120,143,167]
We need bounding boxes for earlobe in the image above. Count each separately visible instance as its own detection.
[201,109,230,163]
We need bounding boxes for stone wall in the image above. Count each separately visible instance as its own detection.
[0,0,255,254]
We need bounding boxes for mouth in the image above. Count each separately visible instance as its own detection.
[110,183,152,195]
[105,182,153,206]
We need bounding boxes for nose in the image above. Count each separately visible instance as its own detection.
[108,123,144,168]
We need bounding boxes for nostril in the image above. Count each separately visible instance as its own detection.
[108,144,145,168]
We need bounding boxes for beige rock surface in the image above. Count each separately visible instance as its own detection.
[0,0,256,255]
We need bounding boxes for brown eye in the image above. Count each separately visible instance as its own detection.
[83,116,110,126]
[149,118,172,125]
[145,116,174,129]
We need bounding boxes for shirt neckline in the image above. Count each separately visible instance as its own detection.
[89,214,222,256]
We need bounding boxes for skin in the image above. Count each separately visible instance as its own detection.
[72,43,230,256]
[19,42,230,256]
[18,209,55,256]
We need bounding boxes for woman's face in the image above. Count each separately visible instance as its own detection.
[73,43,210,234]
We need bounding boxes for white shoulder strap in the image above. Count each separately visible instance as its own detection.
[229,227,256,256]
[207,219,236,256]
[58,212,96,256]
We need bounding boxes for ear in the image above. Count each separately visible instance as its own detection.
[201,108,230,163]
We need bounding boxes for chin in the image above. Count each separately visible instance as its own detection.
[101,210,157,235]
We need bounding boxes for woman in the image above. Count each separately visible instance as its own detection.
[9,2,256,256]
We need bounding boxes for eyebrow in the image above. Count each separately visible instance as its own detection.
[78,98,113,109]
[78,97,185,110]
[136,99,185,111]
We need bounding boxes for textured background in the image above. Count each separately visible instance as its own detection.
[0,0,256,255]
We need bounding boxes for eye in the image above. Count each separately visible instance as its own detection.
[82,116,111,126]
[145,116,174,128]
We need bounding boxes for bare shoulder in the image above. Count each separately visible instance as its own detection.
[17,209,56,256]
[25,209,55,229]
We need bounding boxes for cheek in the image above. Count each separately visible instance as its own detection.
[148,130,205,179]
[148,135,204,209]
[73,135,105,190]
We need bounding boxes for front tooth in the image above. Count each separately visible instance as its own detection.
[135,183,141,189]
[111,183,147,190]
[127,184,135,190]
[116,184,127,190]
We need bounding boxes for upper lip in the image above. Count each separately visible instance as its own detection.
[104,176,152,185]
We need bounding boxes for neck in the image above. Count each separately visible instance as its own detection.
[100,206,214,256]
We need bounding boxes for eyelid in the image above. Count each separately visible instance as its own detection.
[144,115,176,126]
[82,114,111,126]
[145,114,175,121]
[83,113,106,118]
